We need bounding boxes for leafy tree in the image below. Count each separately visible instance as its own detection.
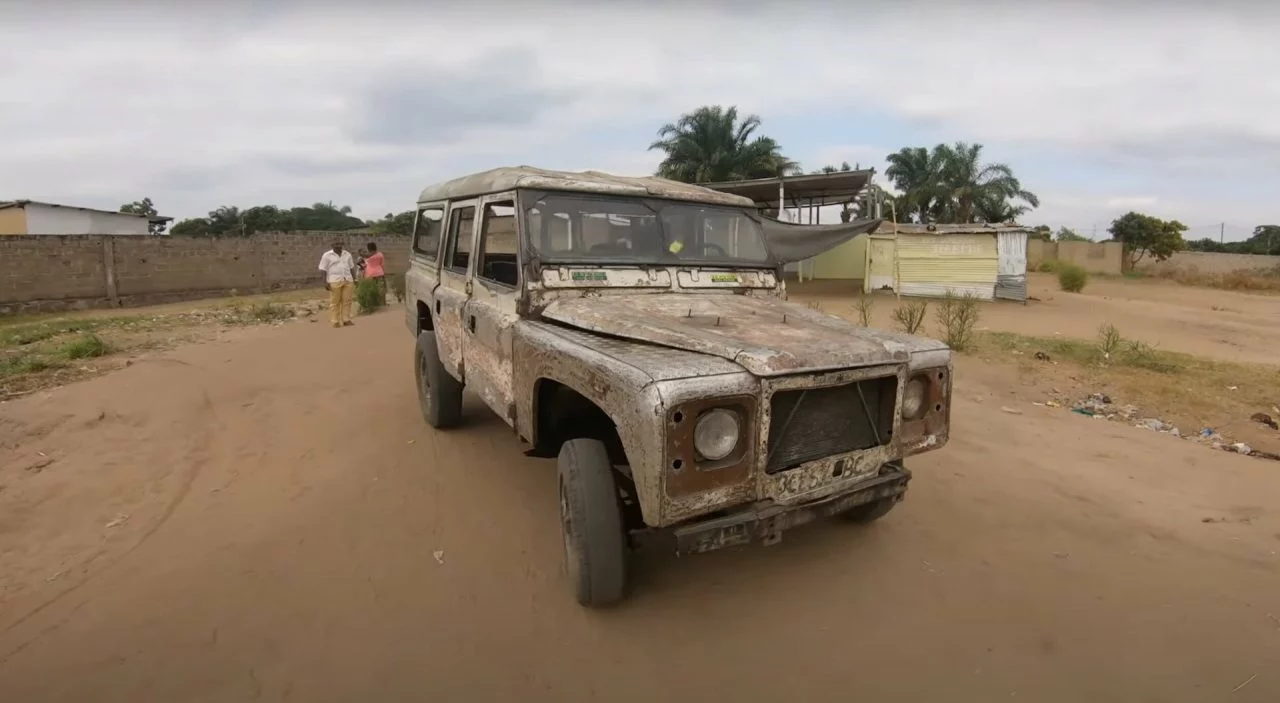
[884,146,948,223]
[167,202,364,237]
[649,105,799,183]
[1027,225,1052,241]
[1055,227,1089,242]
[369,211,416,236]
[1186,225,1280,255]
[813,161,852,175]
[119,197,166,234]
[1108,212,1187,268]
[884,142,1038,224]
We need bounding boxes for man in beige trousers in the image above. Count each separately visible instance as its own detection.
[318,241,357,327]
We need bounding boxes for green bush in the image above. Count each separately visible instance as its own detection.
[1057,263,1089,292]
[935,292,981,350]
[1036,259,1064,273]
[61,333,111,360]
[355,278,386,314]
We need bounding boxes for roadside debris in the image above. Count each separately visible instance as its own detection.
[1034,351,1051,362]
[1058,393,1277,463]
[433,550,445,565]
[1000,406,1022,415]
[105,513,129,528]
[1250,412,1278,430]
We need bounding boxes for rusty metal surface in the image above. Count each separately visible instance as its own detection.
[899,363,953,456]
[462,279,519,426]
[541,292,946,376]
[673,467,911,555]
[663,395,757,499]
[418,166,755,209]
[403,172,957,533]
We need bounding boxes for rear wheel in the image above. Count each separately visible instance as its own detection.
[558,438,628,607]
[415,331,463,429]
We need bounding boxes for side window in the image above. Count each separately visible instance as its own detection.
[413,206,444,258]
[445,206,476,275]
[476,202,519,287]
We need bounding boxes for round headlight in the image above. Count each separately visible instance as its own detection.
[694,409,741,461]
[902,378,926,419]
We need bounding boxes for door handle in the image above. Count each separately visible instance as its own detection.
[435,299,441,314]
[468,315,476,333]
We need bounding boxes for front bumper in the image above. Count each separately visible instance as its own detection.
[671,464,911,555]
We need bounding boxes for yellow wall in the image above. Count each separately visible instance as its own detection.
[0,207,27,235]
[810,233,868,280]
[896,233,997,283]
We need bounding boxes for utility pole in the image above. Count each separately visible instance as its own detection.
[1220,222,1224,244]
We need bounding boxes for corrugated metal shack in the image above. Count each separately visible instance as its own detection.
[874,223,1029,302]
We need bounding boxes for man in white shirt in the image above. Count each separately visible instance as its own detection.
[318,241,357,328]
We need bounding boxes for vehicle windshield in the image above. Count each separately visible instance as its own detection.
[524,191,776,268]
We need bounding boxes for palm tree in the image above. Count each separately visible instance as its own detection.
[935,142,1039,224]
[884,145,949,223]
[649,106,798,183]
[884,143,1039,224]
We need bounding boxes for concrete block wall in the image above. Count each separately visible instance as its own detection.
[1027,239,1123,275]
[0,232,412,315]
[1135,251,1279,275]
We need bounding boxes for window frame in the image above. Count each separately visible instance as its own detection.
[442,201,478,277]
[411,202,447,260]
[474,198,520,290]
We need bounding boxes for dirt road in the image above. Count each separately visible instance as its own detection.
[2,310,1278,702]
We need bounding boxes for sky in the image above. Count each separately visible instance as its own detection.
[1,0,1277,242]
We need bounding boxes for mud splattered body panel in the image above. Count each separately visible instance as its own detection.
[540,292,946,376]
[402,174,955,533]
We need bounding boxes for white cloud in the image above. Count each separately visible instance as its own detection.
[0,0,1276,236]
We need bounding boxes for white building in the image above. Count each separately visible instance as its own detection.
[0,200,172,235]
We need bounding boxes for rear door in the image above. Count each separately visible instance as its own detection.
[435,200,478,380]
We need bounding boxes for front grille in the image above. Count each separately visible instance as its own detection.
[765,376,898,473]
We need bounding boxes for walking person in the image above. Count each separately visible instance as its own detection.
[362,242,387,301]
[318,241,357,327]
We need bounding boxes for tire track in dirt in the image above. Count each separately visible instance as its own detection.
[0,380,223,661]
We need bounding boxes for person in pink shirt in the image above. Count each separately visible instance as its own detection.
[362,242,386,301]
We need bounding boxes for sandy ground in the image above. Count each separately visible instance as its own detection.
[2,308,1280,702]
[794,272,1280,367]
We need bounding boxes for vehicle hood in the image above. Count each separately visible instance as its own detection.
[541,293,946,377]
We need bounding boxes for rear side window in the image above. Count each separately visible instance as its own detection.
[413,207,445,258]
[446,206,476,275]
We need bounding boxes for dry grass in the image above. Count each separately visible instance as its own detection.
[1,292,328,397]
[973,329,1279,436]
[1136,264,1280,292]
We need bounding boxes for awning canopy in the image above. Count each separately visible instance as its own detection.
[703,170,875,209]
[756,216,883,264]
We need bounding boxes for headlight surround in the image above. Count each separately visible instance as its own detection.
[902,378,927,419]
[693,408,741,461]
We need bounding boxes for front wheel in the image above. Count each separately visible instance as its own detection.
[414,331,463,429]
[558,438,628,607]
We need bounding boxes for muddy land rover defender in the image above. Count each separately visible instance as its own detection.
[405,167,952,607]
